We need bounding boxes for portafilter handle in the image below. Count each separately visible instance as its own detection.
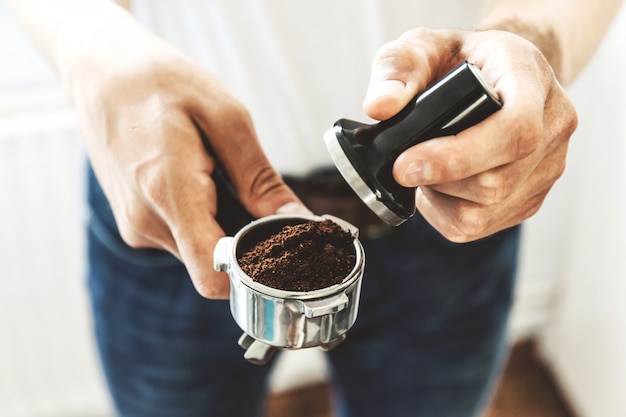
[324,61,502,226]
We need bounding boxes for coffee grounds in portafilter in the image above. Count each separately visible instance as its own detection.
[237,219,356,292]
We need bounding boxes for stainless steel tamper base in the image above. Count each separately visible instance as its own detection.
[324,127,406,226]
[214,214,365,365]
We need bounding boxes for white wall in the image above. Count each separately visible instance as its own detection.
[534,5,626,416]
[0,110,113,417]
[0,4,113,416]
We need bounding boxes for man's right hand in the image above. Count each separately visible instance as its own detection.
[56,8,305,299]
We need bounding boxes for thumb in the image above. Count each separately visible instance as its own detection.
[364,78,409,119]
[363,29,464,121]
[363,40,427,121]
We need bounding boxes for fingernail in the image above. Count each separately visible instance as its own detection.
[365,79,405,101]
[403,160,430,185]
[276,202,312,215]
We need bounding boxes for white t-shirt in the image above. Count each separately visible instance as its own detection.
[130,1,483,174]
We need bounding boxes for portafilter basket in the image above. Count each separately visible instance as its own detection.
[213,213,365,365]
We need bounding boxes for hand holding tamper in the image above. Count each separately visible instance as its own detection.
[324,61,502,226]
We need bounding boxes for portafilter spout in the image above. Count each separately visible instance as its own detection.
[324,61,502,226]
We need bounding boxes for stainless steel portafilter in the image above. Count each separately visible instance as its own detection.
[214,214,365,365]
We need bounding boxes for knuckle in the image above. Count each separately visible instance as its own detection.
[552,156,567,180]
[508,115,541,159]
[564,103,579,135]
[215,98,251,129]
[455,215,487,242]
[372,39,420,77]
[193,274,228,300]
[193,279,215,298]
[439,226,471,243]
[475,171,511,205]
[399,26,434,41]
[118,224,147,249]
[374,38,409,59]
[441,151,465,178]
[197,286,223,300]
[441,206,489,243]
[398,27,455,50]
[117,204,154,249]
[554,94,579,137]
[547,155,567,184]
[524,202,542,221]
[139,168,169,206]
[373,27,447,75]
[247,165,284,201]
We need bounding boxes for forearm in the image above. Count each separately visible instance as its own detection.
[479,0,624,85]
[5,0,138,96]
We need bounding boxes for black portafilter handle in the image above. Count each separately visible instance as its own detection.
[324,61,502,226]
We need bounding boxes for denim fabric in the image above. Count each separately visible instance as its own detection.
[86,165,520,417]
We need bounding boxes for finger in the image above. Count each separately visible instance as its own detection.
[135,175,231,299]
[424,130,568,205]
[173,148,310,300]
[363,28,463,121]
[191,96,305,218]
[103,173,186,258]
[175,218,231,300]
[165,169,231,299]
[416,184,547,243]
[415,140,567,242]
[392,64,547,188]
[115,205,183,258]
[132,111,233,299]
[425,161,528,205]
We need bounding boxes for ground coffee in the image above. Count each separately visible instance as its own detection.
[237,219,356,292]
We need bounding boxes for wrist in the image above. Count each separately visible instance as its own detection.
[477,18,563,81]
[55,3,139,100]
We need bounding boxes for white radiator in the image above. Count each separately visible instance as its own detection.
[0,89,113,417]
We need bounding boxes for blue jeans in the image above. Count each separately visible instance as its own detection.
[86,166,520,417]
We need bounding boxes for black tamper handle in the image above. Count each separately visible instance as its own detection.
[364,61,500,153]
[328,61,502,225]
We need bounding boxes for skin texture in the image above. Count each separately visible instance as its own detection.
[5,0,623,298]
[365,28,576,242]
[68,24,310,299]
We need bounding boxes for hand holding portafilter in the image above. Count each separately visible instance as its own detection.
[324,61,502,226]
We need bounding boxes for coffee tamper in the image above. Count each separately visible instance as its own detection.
[324,61,502,226]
